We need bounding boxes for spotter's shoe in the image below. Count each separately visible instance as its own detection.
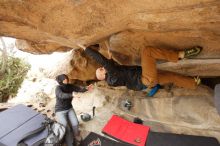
[147,84,161,97]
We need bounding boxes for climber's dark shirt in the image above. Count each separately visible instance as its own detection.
[85,47,146,91]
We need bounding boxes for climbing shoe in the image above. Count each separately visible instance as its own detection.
[184,46,203,58]
[147,84,161,97]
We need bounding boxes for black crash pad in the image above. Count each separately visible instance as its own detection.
[80,132,130,146]
[146,131,220,146]
[81,131,220,146]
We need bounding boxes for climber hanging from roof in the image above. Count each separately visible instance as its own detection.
[78,42,202,96]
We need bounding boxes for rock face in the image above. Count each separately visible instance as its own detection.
[1,0,220,142]
[72,85,220,141]
[1,0,220,80]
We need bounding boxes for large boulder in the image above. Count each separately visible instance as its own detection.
[72,85,220,142]
[1,0,220,80]
[1,1,220,141]
[0,0,220,53]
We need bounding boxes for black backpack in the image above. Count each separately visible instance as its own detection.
[0,104,65,146]
[18,118,66,146]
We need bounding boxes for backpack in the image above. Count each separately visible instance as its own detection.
[18,118,66,146]
[44,118,66,145]
[0,104,65,146]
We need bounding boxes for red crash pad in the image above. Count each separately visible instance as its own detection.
[102,115,150,146]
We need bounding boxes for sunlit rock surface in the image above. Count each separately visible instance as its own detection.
[1,0,220,142]
[1,0,220,80]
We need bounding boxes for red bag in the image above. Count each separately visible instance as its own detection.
[102,115,150,146]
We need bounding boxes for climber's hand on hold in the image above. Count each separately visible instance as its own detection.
[77,44,86,50]
[90,44,100,50]
[105,40,112,59]
[78,44,100,51]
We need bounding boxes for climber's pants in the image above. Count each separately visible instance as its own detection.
[141,47,196,89]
